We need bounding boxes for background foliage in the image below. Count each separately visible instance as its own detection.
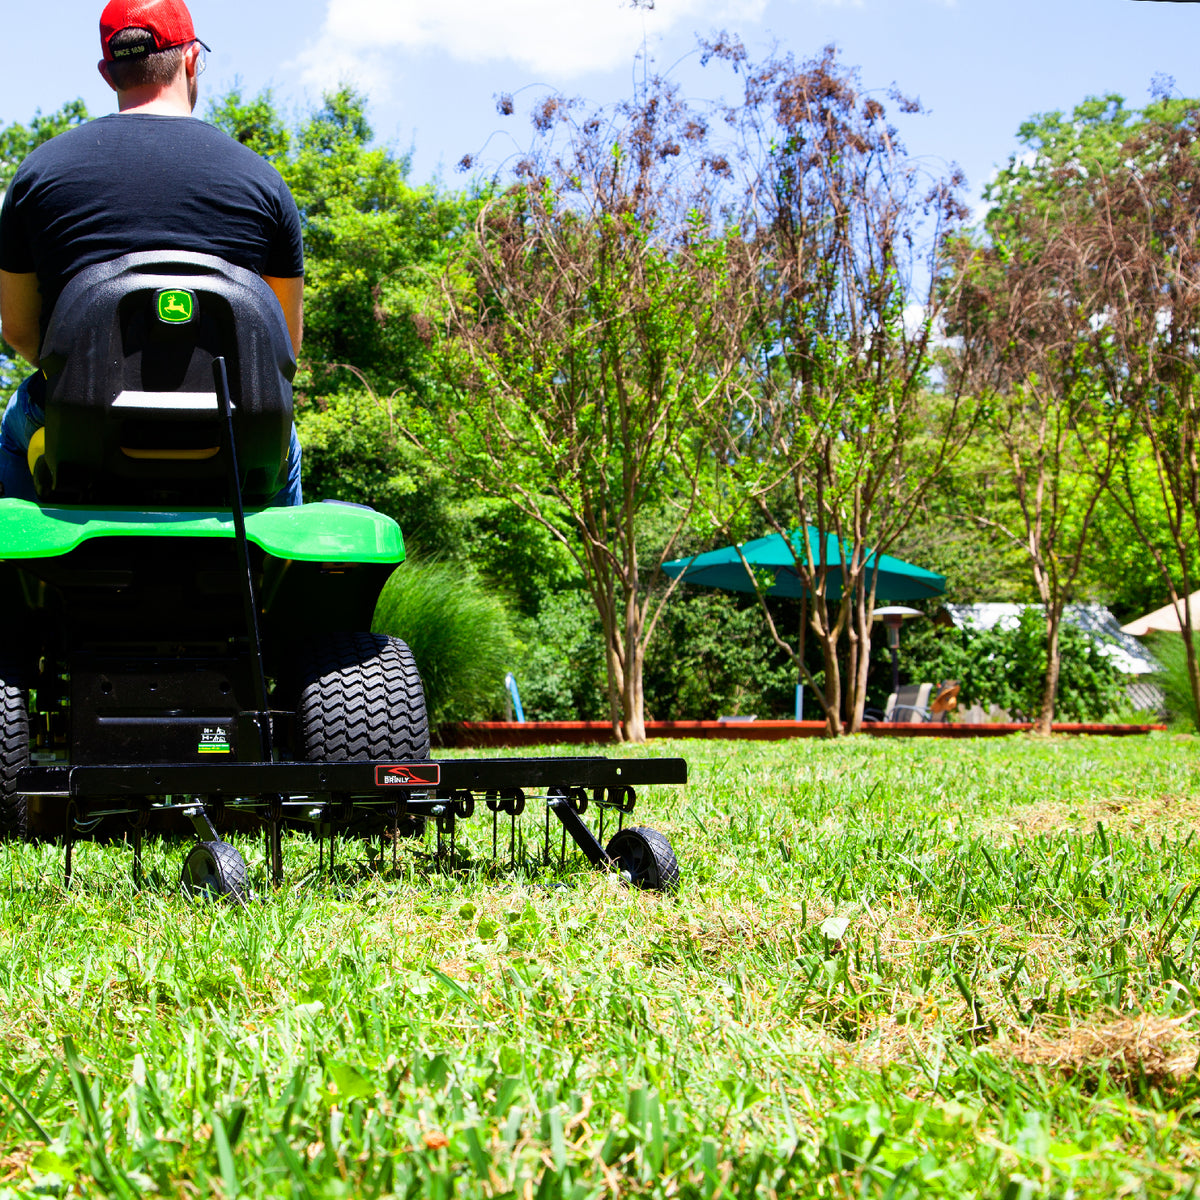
[901,608,1125,722]
[0,75,1190,728]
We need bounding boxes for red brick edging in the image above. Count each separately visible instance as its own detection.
[447,719,1166,747]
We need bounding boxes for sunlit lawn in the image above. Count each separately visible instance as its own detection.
[2,733,1200,1197]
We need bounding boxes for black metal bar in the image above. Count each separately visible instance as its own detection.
[17,756,686,800]
[549,796,611,870]
[183,804,219,842]
[269,814,283,886]
[211,356,273,763]
[63,801,76,890]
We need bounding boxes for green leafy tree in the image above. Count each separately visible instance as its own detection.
[0,100,91,395]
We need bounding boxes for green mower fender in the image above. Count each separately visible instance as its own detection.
[0,499,406,643]
[0,499,404,563]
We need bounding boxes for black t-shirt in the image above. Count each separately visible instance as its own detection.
[0,113,304,338]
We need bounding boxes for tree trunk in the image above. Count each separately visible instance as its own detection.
[623,644,646,743]
[820,628,843,736]
[848,609,873,733]
[622,585,647,744]
[1035,611,1061,736]
[604,636,624,740]
[1179,601,1200,734]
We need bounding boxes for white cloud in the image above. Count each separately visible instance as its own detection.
[292,0,768,94]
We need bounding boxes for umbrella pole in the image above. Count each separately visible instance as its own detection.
[796,594,808,721]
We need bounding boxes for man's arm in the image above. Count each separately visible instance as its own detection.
[0,270,42,366]
[263,275,303,357]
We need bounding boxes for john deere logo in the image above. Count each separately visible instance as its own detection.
[156,289,195,324]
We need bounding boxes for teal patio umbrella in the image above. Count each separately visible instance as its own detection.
[662,529,945,720]
[661,528,946,603]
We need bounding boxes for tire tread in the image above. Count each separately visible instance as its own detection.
[0,656,29,842]
[607,824,680,892]
[296,633,430,762]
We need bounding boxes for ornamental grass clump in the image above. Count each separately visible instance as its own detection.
[373,559,515,729]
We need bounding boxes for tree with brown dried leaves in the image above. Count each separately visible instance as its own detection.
[700,41,974,734]
[420,81,756,741]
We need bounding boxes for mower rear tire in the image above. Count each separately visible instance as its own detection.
[0,658,29,842]
[296,633,430,762]
[181,841,249,902]
[606,826,680,893]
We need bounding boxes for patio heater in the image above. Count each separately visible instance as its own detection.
[872,606,925,693]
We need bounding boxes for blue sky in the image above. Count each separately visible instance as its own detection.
[4,0,1199,210]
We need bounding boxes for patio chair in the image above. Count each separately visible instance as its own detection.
[888,682,933,723]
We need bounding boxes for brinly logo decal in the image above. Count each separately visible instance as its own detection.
[375,764,440,786]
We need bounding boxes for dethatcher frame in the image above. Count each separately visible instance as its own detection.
[16,753,688,893]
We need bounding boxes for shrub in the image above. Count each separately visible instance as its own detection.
[642,590,796,720]
[511,591,608,722]
[902,606,1123,721]
[373,559,515,728]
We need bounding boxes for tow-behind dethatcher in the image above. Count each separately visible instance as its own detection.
[0,251,685,896]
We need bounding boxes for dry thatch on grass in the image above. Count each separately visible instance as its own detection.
[1006,1014,1199,1086]
[991,793,1200,841]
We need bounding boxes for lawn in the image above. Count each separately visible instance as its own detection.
[2,734,1200,1197]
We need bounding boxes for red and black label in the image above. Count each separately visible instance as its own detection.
[375,764,440,787]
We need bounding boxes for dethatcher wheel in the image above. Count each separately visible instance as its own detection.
[295,633,430,762]
[606,826,680,893]
[181,841,249,901]
[0,656,29,842]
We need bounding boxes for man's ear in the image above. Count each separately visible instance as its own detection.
[98,60,118,92]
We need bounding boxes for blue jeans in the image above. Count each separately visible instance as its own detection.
[0,373,303,506]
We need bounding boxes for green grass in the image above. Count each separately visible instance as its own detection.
[3,734,1200,1197]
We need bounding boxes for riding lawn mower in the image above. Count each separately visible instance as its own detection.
[0,251,685,897]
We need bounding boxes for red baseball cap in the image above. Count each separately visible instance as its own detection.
[100,0,209,63]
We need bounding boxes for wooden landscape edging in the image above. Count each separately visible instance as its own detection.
[449,720,1167,747]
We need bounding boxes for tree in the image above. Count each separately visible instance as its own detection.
[0,100,91,396]
[424,82,755,741]
[1084,96,1200,731]
[701,42,973,734]
[945,224,1119,735]
[956,93,1200,731]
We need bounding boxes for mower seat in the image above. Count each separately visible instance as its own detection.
[33,251,295,505]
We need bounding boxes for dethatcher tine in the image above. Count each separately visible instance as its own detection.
[0,251,685,897]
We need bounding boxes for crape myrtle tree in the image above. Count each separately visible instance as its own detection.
[423,83,756,741]
[945,147,1120,736]
[1082,95,1200,730]
[950,93,1200,732]
[700,42,974,735]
